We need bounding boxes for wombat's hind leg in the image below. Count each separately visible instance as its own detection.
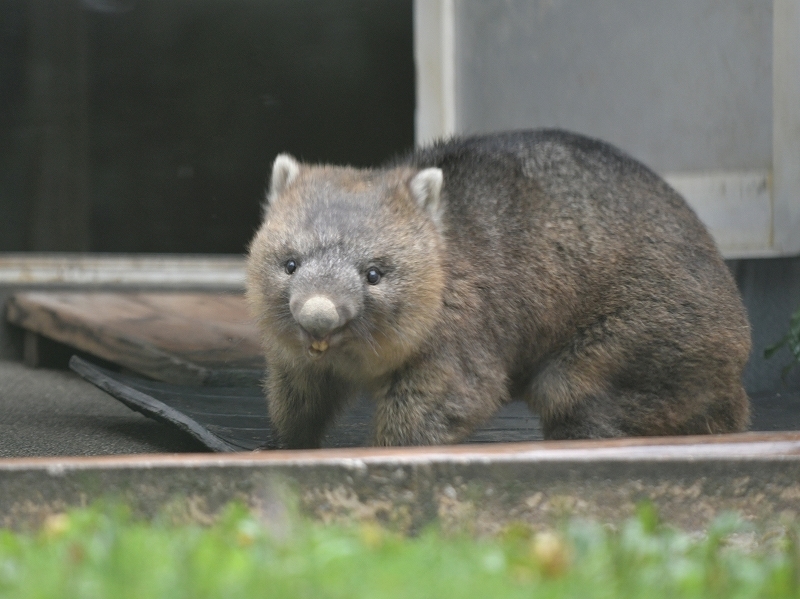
[539,392,627,440]
[668,385,750,435]
[527,350,629,439]
[531,364,750,439]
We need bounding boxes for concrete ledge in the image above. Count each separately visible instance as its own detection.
[3,432,800,533]
[0,253,245,288]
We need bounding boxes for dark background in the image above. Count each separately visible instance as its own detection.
[1,0,798,396]
[0,0,414,253]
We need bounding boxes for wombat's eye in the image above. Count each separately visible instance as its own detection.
[366,267,382,285]
[284,259,297,275]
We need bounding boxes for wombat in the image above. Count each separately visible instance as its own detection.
[246,130,751,448]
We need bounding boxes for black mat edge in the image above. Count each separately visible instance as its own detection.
[69,356,238,453]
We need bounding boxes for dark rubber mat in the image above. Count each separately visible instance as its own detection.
[69,356,544,451]
[71,356,800,452]
[70,356,271,451]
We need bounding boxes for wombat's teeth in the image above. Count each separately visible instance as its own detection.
[309,339,329,355]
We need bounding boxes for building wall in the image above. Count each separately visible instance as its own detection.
[456,0,772,173]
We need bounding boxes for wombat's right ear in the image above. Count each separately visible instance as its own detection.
[267,154,300,205]
[409,168,444,226]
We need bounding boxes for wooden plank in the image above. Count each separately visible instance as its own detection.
[6,292,263,386]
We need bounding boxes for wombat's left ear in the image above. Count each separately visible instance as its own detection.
[266,154,300,206]
[409,168,444,225]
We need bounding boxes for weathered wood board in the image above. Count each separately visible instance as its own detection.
[6,292,263,386]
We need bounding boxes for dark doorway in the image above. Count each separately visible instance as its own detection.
[0,0,415,253]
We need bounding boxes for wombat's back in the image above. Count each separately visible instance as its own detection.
[408,130,751,437]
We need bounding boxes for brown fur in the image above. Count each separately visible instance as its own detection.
[246,130,751,448]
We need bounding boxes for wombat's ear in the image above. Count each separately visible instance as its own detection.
[267,154,300,205]
[409,168,444,225]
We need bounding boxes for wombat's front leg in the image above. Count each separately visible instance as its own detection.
[371,352,509,446]
[265,367,349,449]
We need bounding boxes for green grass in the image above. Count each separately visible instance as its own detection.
[0,502,798,599]
[765,304,800,379]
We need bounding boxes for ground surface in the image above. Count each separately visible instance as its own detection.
[0,360,206,457]
[1,358,799,458]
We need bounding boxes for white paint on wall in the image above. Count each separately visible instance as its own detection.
[665,171,774,258]
[414,0,456,145]
[772,0,800,255]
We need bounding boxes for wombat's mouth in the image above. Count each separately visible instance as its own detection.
[308,338,329,358]
[299,327,349,361]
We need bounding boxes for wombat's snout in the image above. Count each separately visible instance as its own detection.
[294,295,342,339]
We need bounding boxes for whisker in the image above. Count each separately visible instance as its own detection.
[352,319,380,356]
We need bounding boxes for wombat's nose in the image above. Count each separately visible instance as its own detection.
[295,295,341,338]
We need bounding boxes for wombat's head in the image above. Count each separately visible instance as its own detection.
[246,154,446,377]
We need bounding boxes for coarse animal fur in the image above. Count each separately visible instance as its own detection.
[246,129,751,448]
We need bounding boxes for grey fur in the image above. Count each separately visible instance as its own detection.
[246,129,751,448]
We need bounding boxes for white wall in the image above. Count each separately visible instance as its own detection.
[415,0,800,258]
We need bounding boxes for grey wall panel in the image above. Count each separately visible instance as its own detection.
[457,0,772,173]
